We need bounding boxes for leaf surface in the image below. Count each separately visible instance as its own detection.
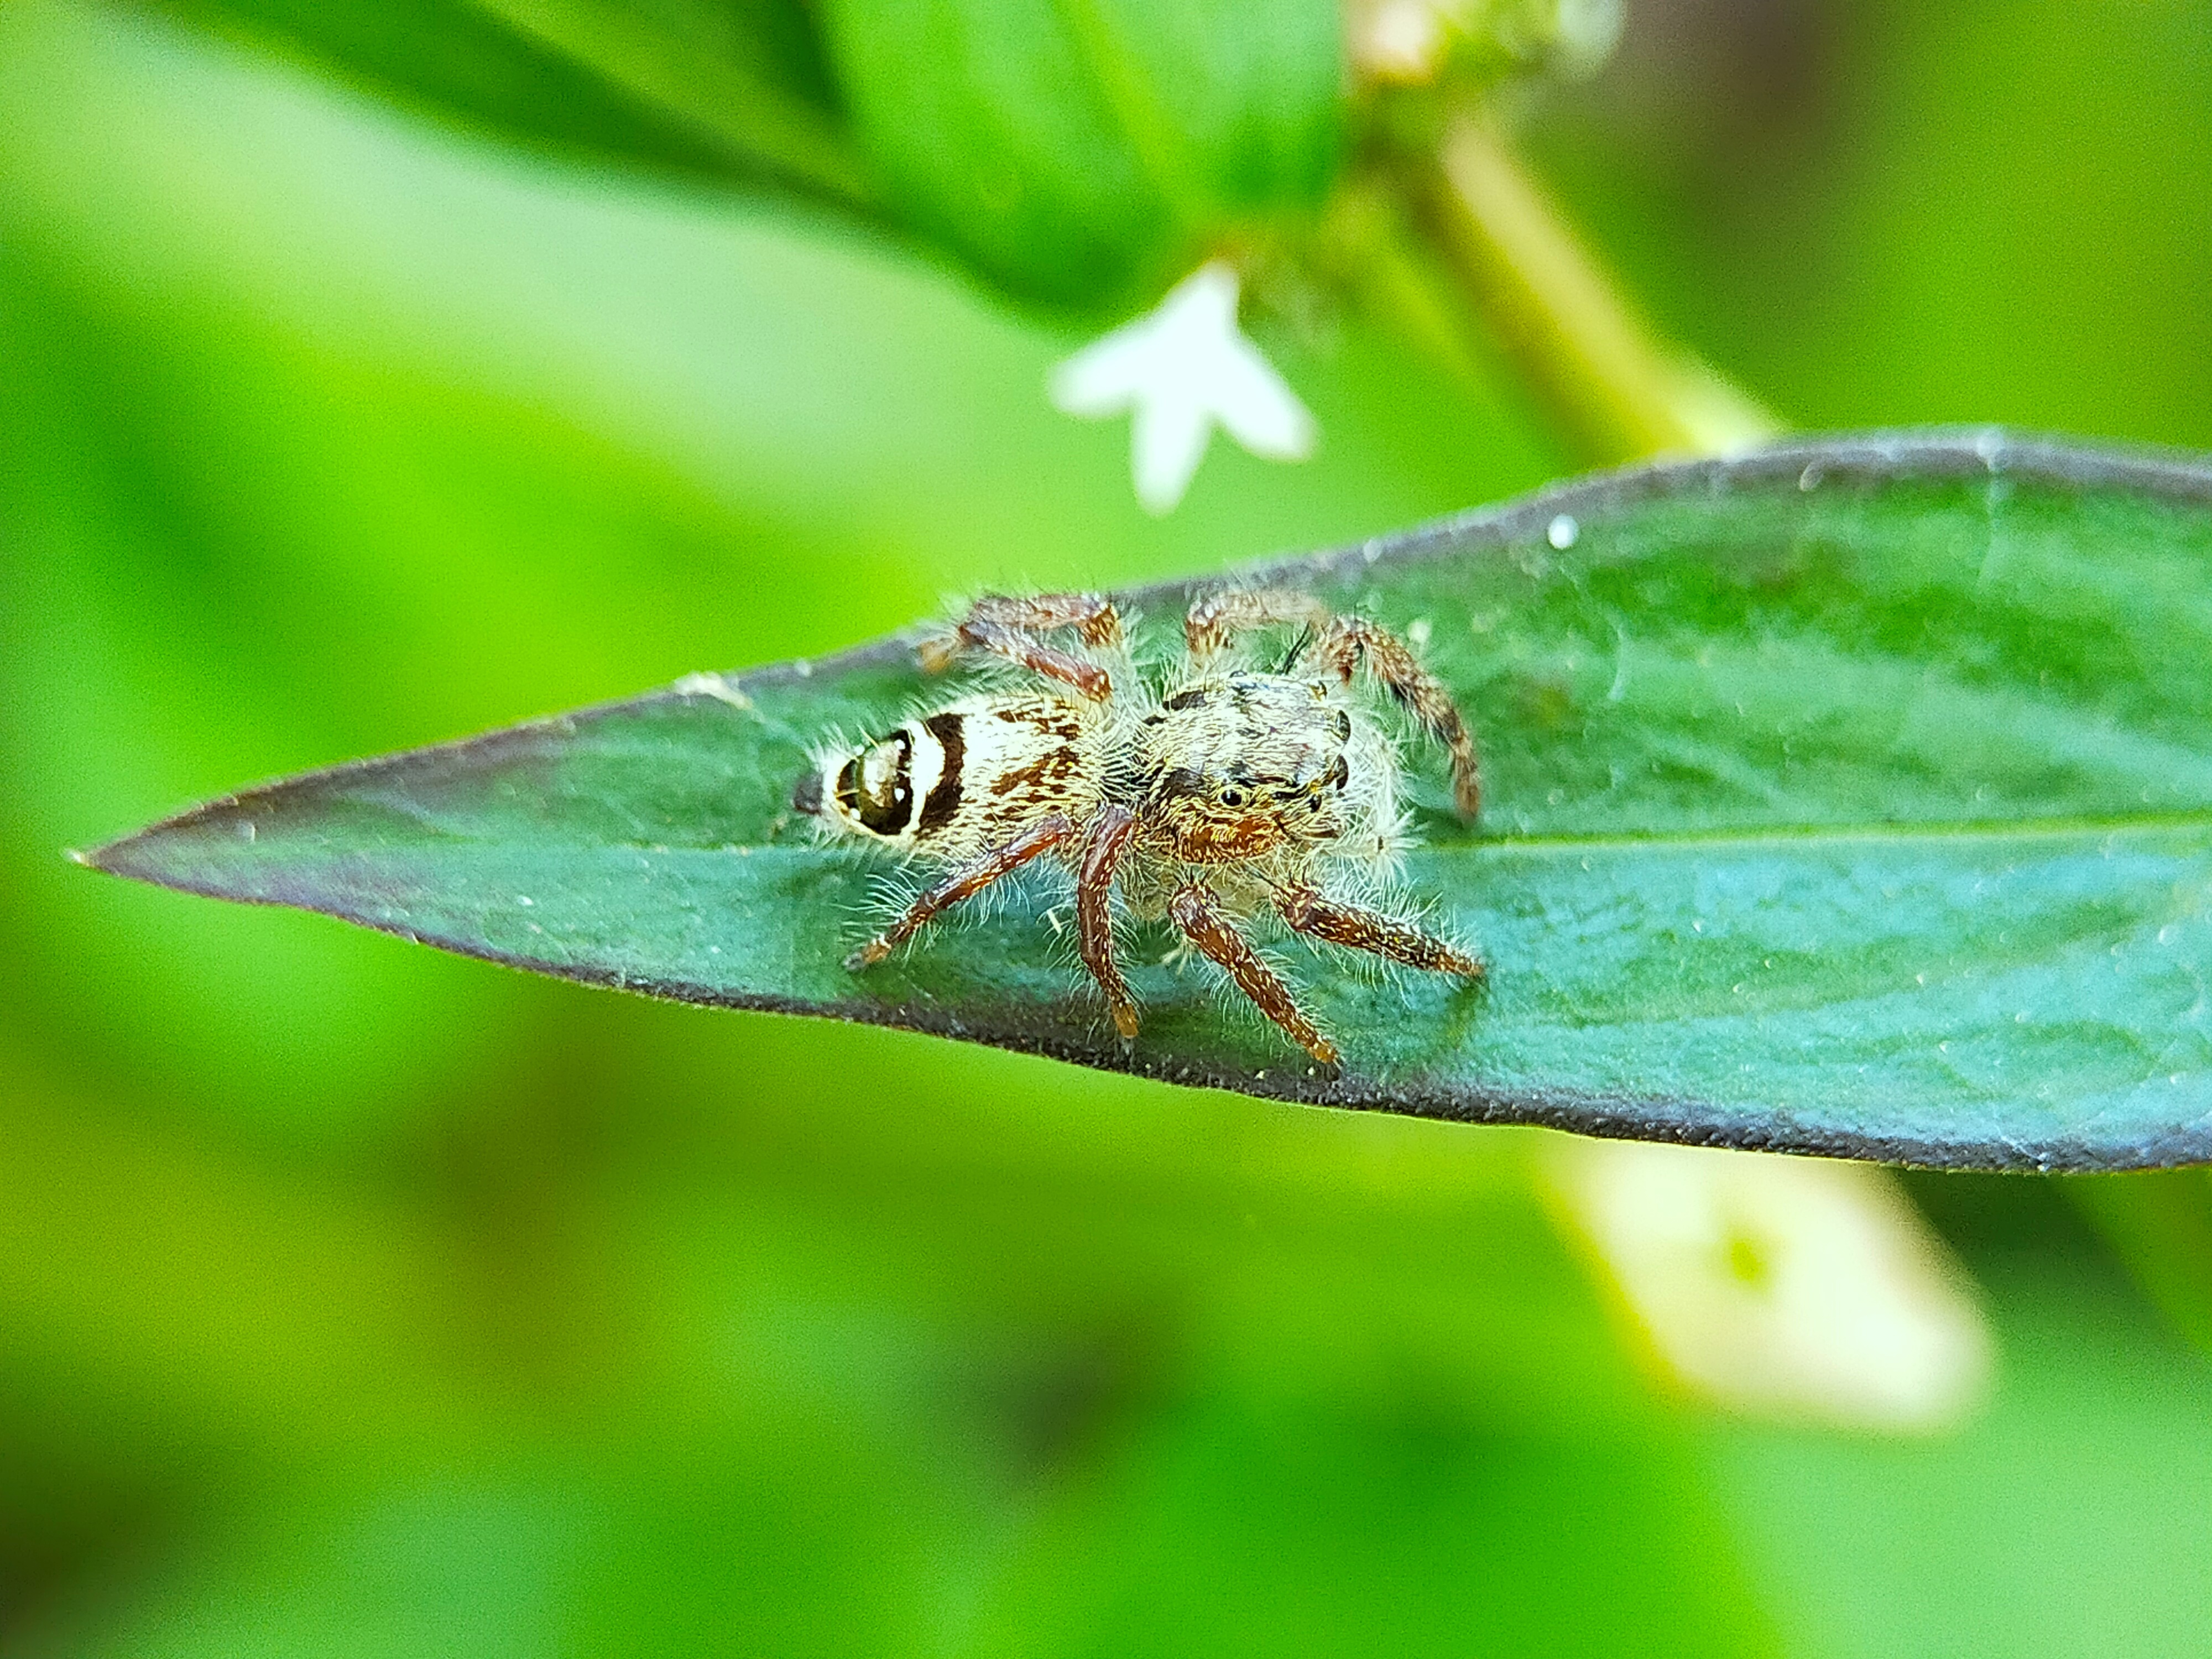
[157,0,865,201]
[87,434,2212,1170]
[816,0,1342,305]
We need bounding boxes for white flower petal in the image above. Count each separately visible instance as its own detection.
[1210,338,1318,461]
[1157,260,1241,338]
[1129,393,1212,515]
[1048,337,1141,416]
[1047,259,1316,512]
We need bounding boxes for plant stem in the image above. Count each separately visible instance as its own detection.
[1417,113,1776,462]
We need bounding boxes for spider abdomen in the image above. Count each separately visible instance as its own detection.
[802,692,1103,860]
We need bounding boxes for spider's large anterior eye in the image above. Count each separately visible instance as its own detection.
[1219,787,1245,808]
[835,731,915,835]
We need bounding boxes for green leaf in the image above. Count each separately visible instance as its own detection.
[83,433,2212,1171]
[816,0,1343,306]
[156,0,867,202]
[2065,1170,2212,1353]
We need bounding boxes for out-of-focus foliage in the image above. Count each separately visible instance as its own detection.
[153,0,1610,316]
[1526,0,2212,451]
[820,0,1342,304]
[154,0,864,199]
[5,0,2212,1655]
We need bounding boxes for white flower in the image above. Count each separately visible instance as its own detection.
[1050,261,1317,515]
[1347,0,1624,86]
[1549,1141,1993,1431]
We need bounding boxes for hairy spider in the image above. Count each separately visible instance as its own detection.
[791,589,1484,1068]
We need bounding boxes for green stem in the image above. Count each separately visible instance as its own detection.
[1415,113,1776,463]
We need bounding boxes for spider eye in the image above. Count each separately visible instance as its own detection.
[1219,787,1246,808]
[835,731,916,835]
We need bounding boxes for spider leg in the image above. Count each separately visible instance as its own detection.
[845,813,1074,970]
[1077,804,1140,1039]
[1275,883,1485,979]
[965,592,1124,646]
[1313,616,1481,821]
[1168,881,1339,1068]
[1184,591,1480,820]
[919,592,1121,699]
[1183,588,1332,664]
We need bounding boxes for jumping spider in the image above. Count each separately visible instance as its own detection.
[791,589,1484,1068]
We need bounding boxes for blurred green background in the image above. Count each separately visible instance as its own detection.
[5,0,2212,1652]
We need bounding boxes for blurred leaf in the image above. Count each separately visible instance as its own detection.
[967,1395,1780,1659]
[817,0,1343,306]
[83,433,2212,1171]
[1705,1228,2212,1659]
[158,0,867,201]
[2065,1170,2212,1354]
[465,0,864,196]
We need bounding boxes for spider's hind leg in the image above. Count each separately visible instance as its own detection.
[846,813,1074,970]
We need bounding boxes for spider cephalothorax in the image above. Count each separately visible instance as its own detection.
[792,589,1484,1068]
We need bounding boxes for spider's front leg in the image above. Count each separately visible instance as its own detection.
[1312,616,1481,820]
[1182,588,1331,664]
[1184,589,1481,820]
[1168,881,1339,1069]
[918,592,1123,700]
[1275,883,1485,980]
[1077,805,1141,1039]
[845,813,1074,970]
